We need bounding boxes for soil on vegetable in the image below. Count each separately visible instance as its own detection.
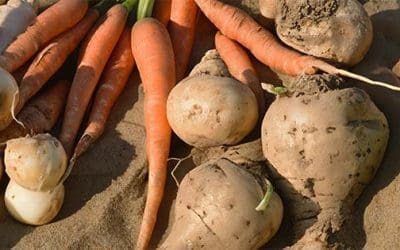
[1,0,400,249]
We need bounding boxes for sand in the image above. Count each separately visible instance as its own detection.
[1,0,400,249]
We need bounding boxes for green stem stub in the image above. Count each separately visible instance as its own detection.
[255,179,274,211]
[137,0,154,20]
[123,0,138,13]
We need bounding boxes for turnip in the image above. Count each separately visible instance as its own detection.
[259,0,373,66]
[261,80,389,248]
[0,0,37,52]
[5,133,67,192]
[0,66,19,131]
[167,50,258,148]
[159,158,283,249]
[4,179,64,225]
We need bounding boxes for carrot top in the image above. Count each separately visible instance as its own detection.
[137,0,155,20]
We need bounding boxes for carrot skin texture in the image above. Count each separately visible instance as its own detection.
[168,0,198,81]
[73,27,135,158]
[0,0,88,72]
[194,0,320,76]
[0,79,69,144]
[153,0,172,26]
[215,32,266,113]
[131,18,176,250]
[60,4,128,156]
[15,9,100,115]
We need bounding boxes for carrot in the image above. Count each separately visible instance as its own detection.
[131,18,175,250]
[193,0,323,76]
[0,0,89,73]
[14,8,101,116]
[152,0,171,26]
[0,79,69,145]
[168,0,198,81]
[60,0,136,156]
[215,31,266,114]
[72,27,135,159]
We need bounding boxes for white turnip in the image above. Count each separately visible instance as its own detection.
[4,179,64,225]
[5,133,67,191]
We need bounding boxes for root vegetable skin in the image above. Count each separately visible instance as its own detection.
[167,75,258,148]
[5,134,67,192]
[270,0,373,66]
[159,158,283,249]
[0,66,19,131]
[5,180,64,226]
[261,87,389,247]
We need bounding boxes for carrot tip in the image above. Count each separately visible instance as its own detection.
[73,133,96,159]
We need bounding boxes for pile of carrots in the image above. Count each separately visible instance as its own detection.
[2,0,392,249]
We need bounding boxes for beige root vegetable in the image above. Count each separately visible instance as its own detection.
[0,66,19,131]
[167,50,258,148]
[5,133,67,191]
[261,77,389,248]
[4,180,64,225]
[159,158,283,249]
[260,0,373,66]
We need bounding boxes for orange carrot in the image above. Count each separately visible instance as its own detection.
[194,0,323,76]
[14,9,100,116]
[72,27,135,159]
[168,0,198,80]
[0,79,69,144]
[0,0,88,73]
[131,18,175,250]
[215,31,266,113]
[60,2,131,156]
[152,0,171,26]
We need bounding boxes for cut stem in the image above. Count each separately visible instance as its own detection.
[255,178,274,211]
[137,0,154,20]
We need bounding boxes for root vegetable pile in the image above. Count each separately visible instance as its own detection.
[0,0,397,248]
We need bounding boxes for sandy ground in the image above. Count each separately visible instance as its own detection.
[1,0,400,249]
